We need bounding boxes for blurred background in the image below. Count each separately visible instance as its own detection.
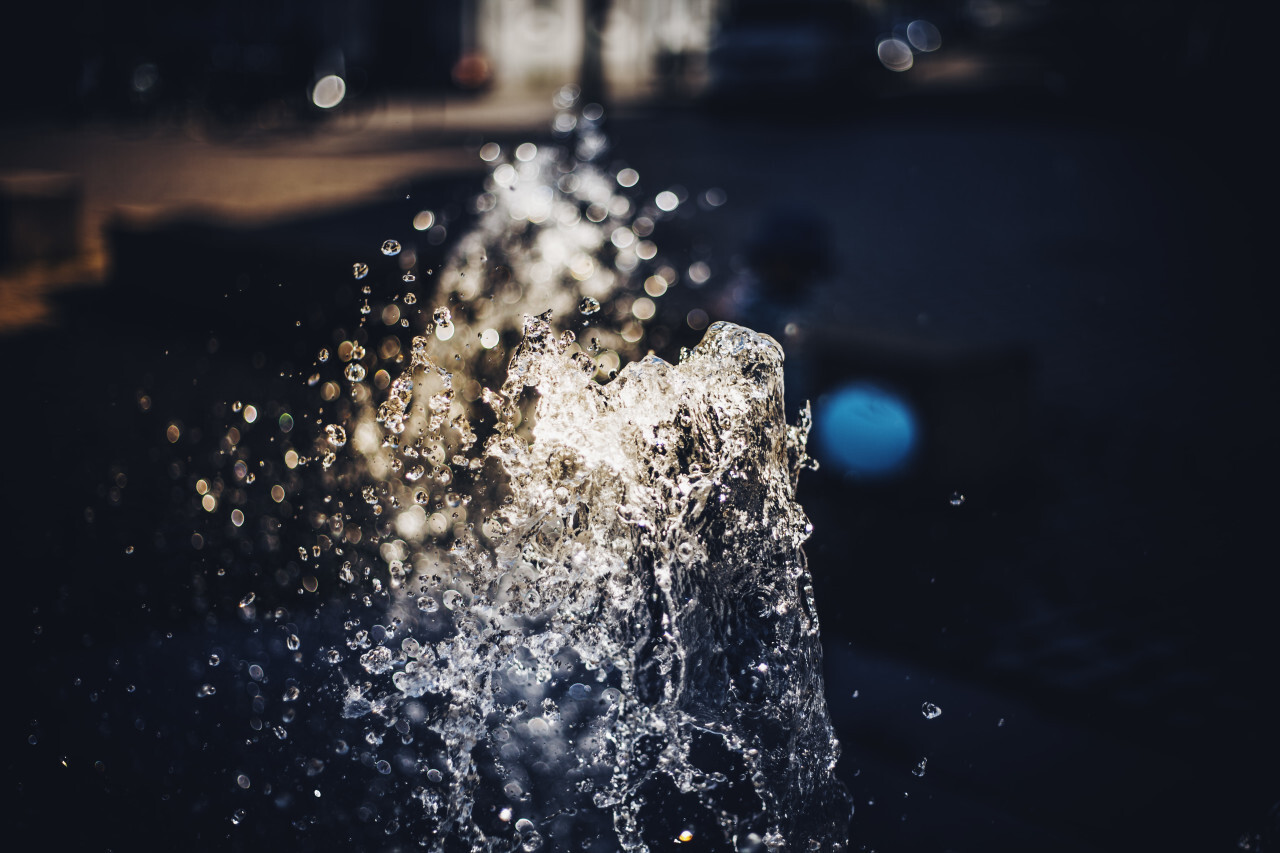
[3,1,1275,851]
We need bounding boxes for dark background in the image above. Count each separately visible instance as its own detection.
[3,1,1276,851]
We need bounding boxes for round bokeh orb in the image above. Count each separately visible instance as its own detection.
[815,382,918,479]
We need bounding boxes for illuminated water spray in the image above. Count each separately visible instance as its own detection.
[214,89,850,851]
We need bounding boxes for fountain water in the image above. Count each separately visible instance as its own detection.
[206,89,850,851]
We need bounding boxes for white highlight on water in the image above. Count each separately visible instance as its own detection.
[339,317,848,850]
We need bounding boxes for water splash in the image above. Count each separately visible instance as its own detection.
[197,95,849,850]
[330,316,847,850]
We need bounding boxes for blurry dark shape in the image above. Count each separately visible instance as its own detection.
[0,1,476,125]
[964,0,1004,30]
[371,0,469,94]
[654,45,696,101]
[834,0,1252,112]
[743,206,833,297]
[705,0,877,107]
[924,0,1235,106]
[718,206,833,408]
[580,0,612,105]
[0,172,83,271]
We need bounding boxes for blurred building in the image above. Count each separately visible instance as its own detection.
[474,0,721,100]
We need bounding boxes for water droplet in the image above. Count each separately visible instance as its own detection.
[325,424,348,448]
[376,759,392,775]
[353,262,369,280]
[124,545,134,554]
[230,808,247,825]
[208,654,221,666]
[911,758,927,777]
[318,348,330,363]
[403,291,417,303]
[577,296,601,315]
[345,363,367,382]
[921,701,942,720]
[949,492,965,506]
[236,773,250,789]
[197,684,216,698]
[361,646,394,674]
[286,634,301,651]
[381,239,402,256]
[433,307,452,326]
